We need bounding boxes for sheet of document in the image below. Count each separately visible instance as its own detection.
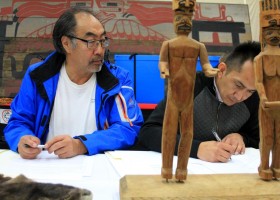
[0,150,122,200]
[0,150,94,180]
[105,148,261,178]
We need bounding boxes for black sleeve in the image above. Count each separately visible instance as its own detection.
[136,99,171,153]
[240,93,260,149]
[135,99,202,158]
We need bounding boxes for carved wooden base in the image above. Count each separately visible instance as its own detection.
[120,174,280,200]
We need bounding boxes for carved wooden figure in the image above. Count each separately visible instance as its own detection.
[159,0,218,181]
[254,0,280,181]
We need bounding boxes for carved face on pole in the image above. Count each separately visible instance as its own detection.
[260,0,280,47]
[172,0,196,11]
[173,10,193,35]
[263,26,280,46]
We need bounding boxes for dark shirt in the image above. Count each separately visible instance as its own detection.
[134,71,260,158]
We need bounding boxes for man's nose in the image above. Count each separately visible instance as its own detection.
[234,90,249,102]
[93,43,104,55]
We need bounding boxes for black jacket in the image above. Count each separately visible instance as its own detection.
[135,71,260,158]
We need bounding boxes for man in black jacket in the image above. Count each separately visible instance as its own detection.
[136,41,261,162]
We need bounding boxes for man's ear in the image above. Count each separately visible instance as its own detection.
[61,36,72,53]
[217,62,227,78]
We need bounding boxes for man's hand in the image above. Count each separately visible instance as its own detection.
[45,135,87,158]
[197,141,235,162]
[222,133,245,155]
[18,135,42,159]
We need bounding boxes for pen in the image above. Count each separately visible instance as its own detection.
[211,129,222,142]
[24,144,45,149]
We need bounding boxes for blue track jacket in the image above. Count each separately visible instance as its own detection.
[4,52,143,155]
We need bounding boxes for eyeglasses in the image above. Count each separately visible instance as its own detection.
[66,35,110,50]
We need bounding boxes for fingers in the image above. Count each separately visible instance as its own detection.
[233,143,245,155]
[45,135,67,153]
[46,135,77,158]
[217,153,231,163]
[197,141,232,162]
[222,133,245,155]
[45,135,65,149]
[21,135,40,148]
[18,135,41,159]
[225,140,242,155]
[204,68,219,77]
[216,142,234,162]
[54,148,69,159]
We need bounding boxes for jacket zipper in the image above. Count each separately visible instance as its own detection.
[41,98,55,143]
[97,80,119,129]
[215,102,222,138]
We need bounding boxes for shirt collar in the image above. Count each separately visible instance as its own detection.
[213,77,223,102]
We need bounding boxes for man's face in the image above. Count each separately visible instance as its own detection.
[65,12,107,74]
[216,60,256,106]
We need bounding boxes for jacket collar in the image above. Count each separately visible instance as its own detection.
[97,61,119,91]
[30,51,65,84]
[199,72,216,96]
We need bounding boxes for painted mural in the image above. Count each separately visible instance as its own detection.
[0,0,251,97]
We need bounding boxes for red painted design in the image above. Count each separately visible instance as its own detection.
[126,2,173,26]
[194,4,234,22]
[108,19,167,41]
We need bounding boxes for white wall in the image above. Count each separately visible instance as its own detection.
[245,0,259,41]
[153,0,260,41]
[198,0,259,41]
[197,0,260,41]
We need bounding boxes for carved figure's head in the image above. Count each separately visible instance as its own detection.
[260,0,280,46]
[173,0,196,35]
[172,0,196,11]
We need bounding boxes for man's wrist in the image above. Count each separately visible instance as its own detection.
[74,139,87,155]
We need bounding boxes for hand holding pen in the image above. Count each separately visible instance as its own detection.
[18,135,43,159]
[211,128,232,160]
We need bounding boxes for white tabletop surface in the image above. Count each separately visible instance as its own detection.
[0,148,261,200]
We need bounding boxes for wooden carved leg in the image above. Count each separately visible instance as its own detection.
[258,109,273,180]
[175,107,193,182]
[271,119,280,179]
[162,99,179,180]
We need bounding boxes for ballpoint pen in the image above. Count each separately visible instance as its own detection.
[24,144,45,149]
[211,128,222,142]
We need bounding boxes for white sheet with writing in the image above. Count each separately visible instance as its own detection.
[105,148,262,178]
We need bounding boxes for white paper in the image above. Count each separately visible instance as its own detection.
[105,148,262,178]
[0,150,93,180]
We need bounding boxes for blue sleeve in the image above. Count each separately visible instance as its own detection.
[4,69,37,152]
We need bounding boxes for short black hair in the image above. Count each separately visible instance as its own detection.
[52,7,96,54]
[222,41,261,73]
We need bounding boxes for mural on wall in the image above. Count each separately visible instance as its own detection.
[0,0,251,97]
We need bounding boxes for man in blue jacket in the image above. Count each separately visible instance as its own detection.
[4,7,143,159]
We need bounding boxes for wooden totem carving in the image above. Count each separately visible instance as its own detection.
[255,0,280,181]
[159,0,218,181]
